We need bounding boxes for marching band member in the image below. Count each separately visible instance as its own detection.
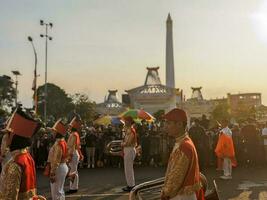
[66,116,83,194]
[121,116,137,192]
[0,108,46,200]
[48,119,68,200]
[161,108,204,200]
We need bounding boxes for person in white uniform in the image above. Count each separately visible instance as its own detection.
[48,119,69,200]
[121,116,137,192]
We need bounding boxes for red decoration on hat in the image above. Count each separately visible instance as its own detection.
[5,109,40,138]
[52,119,67,135]
[69,116,82,130]
[164,108,187,122]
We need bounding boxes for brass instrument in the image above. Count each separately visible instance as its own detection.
[129,173,220,200]
[105,140,123,156]
[105,140,142,157]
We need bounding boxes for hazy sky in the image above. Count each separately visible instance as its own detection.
[1,0,267,107]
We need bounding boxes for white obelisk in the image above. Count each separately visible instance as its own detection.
[166,13,175,88]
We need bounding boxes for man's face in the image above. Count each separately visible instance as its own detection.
[165,120,183,137]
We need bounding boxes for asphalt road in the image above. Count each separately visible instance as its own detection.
[37,166,267,200]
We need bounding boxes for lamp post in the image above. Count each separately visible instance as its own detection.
[28,36,38,114]
[40,20,53,125]
[11,70,21,107]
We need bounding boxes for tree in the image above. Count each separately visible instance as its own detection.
[71,93,96,123]
[37,83,74,121]
[0,75,16,108]
[211,102,231,122]
[233,102,256,123]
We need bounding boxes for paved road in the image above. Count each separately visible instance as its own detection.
[37,166,267,200]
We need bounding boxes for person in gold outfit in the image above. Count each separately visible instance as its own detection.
[161,108,204,200]
[66,116,83,194]
[121,116,137,192]
[48,119,68,200]
[0,108,46,200]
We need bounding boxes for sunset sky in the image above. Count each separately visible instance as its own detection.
[1,0,267,107]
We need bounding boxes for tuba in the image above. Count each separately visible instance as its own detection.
[105,140,123,156]
[205,180,220,200]
[129,173,220,200]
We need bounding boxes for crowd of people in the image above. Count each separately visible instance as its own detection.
[1,108,267,199]
[29,116,267,171]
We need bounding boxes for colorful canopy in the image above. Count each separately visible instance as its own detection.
[94,115,123,126]
[119,109,154,121]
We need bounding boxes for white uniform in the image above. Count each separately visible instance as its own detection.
[221,127,232,177]
[123,126,137,187]
[49,139,68,200]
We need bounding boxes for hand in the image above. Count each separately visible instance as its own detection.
[80,154,84,161]
[68,154,73,162]
[50,175,56,183]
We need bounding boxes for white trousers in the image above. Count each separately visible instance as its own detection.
[50,163,68,200]
[170,193,197,200]
[123,147,136,187]
[223,157,232,176]
[69,150,79,190]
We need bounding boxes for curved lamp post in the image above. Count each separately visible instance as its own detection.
[28,36,38,114]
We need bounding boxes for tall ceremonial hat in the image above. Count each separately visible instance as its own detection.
[164,108,187,122]
[4,108,41,138]
[69,115,82,130]
[51,119,67,135]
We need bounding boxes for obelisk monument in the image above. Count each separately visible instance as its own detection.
[166,13,175,88]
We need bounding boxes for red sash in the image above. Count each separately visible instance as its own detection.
[58,140,67,160]
[15,152,36,193]
[131,127,138,144]
[73,132,83,159]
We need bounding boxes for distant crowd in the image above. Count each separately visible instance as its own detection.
[1,114,267,171]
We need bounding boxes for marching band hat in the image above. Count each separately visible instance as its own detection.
[69,115,82,130]
[164,108,187,123]
[50,119,67,135]
[4,108,41,138]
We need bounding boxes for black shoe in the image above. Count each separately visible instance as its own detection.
[65,189,78,194]
[122,186,135,192]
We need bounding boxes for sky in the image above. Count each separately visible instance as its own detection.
[1,0,267,107]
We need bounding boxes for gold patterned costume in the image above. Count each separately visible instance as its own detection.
[48,139,67,175]
[67,133,77,157]
[162,134,202,199]
[123,126,137,147]
[0,149,45,200]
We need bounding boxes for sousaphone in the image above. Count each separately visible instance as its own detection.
[205,180,220,200]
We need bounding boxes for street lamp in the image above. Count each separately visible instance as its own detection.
[11,70,21,107]
[28,36,38,114]
[40,20,53,125]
